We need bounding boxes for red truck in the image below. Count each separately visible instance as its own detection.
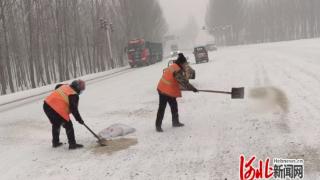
[127,39,163,67]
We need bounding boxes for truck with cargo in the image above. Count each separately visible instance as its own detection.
[127,39,163,67]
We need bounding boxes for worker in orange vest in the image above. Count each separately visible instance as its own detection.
[156,53,198,132]
[43,80,85,149]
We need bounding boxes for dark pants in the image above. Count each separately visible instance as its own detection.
[156,92,179,127]
[43,102,76,145]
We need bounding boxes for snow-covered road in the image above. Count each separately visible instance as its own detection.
[1,39,320,179]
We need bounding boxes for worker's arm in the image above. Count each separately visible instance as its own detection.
[69,94,84,124]
[174,70,198,92]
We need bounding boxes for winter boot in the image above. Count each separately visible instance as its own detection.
[52,125,61,147]
[172,113,184,127]
[173,122,184,127]
[52,142,63,148]
[156,126,164,132]
[69,143,84,150]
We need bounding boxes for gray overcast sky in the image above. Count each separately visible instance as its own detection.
[158,0,209,33]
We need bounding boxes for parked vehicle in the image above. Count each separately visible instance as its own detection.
[193,46,209,64]
[127,39,163,67]
[170,44,179,58]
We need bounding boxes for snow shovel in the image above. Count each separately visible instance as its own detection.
[197,87,244,99]
[83,123,107,146]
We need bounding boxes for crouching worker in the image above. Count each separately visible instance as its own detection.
[43,80,85,149]
[156,53,198,132]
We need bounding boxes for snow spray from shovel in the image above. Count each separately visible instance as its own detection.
[188,87,245,99]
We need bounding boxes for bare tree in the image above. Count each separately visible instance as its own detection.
[0,0,167,95]
[206,0,320,45]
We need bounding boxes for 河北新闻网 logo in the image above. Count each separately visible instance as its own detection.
[239,155,304,180]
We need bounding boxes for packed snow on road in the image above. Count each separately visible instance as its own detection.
[1,39,320,179]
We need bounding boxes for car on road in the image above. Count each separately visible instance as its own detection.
[193,46,209,64]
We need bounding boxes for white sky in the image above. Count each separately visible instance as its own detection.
[158,0,209,33]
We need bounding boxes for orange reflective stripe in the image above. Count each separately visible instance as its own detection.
[161,77,171,85]
[161,66,177,85]
[45,85,76,121]
[169,66,175,73]
[56,88,69,105]
[157,63,182,98]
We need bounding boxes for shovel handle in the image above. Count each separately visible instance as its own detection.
[83,123,102,141]
[198,90,231,94]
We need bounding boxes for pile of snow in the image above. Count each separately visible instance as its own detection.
[98,123,136,140]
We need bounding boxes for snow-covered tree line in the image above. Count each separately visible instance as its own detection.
[0,0,167,95]
[205,0,320,45]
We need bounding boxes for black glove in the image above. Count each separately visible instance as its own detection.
[77,119,84,125]
[192,87,198,93]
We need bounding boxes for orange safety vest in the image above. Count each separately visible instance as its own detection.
[45,85,77,121]
[157,63,182,98]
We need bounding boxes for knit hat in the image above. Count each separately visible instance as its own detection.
[71,79,85,93]
[175,53,187,65]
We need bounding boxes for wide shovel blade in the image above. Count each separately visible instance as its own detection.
[231,87,244,99]
[197,87,245,99]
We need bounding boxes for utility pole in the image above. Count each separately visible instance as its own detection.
[100,18,115,68]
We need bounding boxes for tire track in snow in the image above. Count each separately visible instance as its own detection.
[267,57,320,176]
[204,54,264,179]
[270,58,320,138]
[271,57,320,118]
[234,54,320,178]
[257,59,291,133]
